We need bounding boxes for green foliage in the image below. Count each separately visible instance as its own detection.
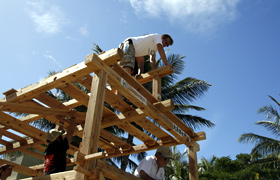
[165,146,189,180]
[199,153,280,180]
[238,95,280,171]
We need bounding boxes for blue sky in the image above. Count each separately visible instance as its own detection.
[1,0,280,166]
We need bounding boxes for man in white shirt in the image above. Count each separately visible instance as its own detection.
[134,146,172,180]
[119,33,174,78]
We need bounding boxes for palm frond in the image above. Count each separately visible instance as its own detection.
[162,77,211,105]
[255,121,280,137]
[251,140,280,157]
[258,105,280,123]
[174,114,215,130]
[173,104,206,114]
[238,133,275,144]
[268,95,280,107]
[91,43,104,54]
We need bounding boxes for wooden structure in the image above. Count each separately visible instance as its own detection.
[0,48,206,180]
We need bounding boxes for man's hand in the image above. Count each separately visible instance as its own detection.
[67,109,77,120]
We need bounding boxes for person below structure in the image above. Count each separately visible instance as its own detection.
[43,109,77,175]
[118,33,174,78]
[134,146,173,180]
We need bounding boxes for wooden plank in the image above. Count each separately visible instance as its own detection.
[0,113,78,156]
[20,148,44,160]
[192,131,206,141]
[0,111,46,141]
[101,108,145,128]
[99,139,119,154]
[0,102,86,125]
[76,74,93,91]
[188,145,199,180]
[3,88,17,101]
[101,99,174,128]
[111,64,197,138]
[86,58,188,142]
[97,160,141,180]
[99,129,131,148]
[59,83,90,106]
[0,48,123,103]
[152,74,162,101]
[21,170,77,180]
[0,139,13,147]
[75,70,107,180]
[104,88,134,112]
[35,92,69,110]
[0,158,41,177]
[82,139,182,162]
[77,75,135,113]
[18,114,44,123]
[134,117,173,140]
[0,127,28,142]
[0,138,42,155]
[136,65,174,84]
[117,122,156,145]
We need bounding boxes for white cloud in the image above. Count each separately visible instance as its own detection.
[120,11,128,24]
[26,1,68,35]
[43,52,62,68]
[127,0,241,34]
[79,25,90,37]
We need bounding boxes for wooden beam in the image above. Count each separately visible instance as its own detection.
[85,56,185,140]
[75,70,107,180]
[0,138,42,155]
[188,145,199,180]
[136,65,174,84]
[59,83,90,106]
[152,74,162,101]
[35,92,70,110]
[97,160,141,180]
[21,170,77,180]
[0,48,123,103]
[0,111,46,141]
[0,158,41,177]
[0,102,86,124]
[192,131,206,141]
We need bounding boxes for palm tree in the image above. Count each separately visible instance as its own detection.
[165,146,189,180]
[198,155,218,174]
[238,95,280,167]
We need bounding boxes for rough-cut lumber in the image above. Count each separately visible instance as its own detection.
[188,145,199,180]
[152,74,162,101]
[0,158,42,177]
[136,65,174,84]
[0,49,205,180]
[0,102,86,124]
[21,170,76,180]
[75,70,107,180]
[85,54,189,143]
[0,48,123,103]
[96,160,141,180]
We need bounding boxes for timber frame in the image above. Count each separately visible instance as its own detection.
[0,48,206,180]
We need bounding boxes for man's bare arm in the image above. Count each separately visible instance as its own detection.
[157,43,168,66]
[139,170,155,180]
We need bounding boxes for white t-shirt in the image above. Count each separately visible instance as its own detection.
[128,34,162,57]
[134,156,165,180]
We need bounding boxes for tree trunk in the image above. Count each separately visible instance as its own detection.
[120,134,134,171]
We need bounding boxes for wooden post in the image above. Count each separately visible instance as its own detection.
[188,145,199,180]
[152,74,161,101]
[75,70,107,180]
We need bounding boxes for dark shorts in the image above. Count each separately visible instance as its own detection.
[118,39,135,69]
